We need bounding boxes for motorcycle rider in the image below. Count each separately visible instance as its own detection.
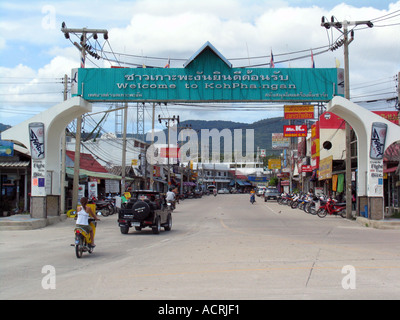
[76,197,100,247]
[250,189,256,203]
[166,188,176,208]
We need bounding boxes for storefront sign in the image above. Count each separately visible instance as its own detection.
[268,159,281,169]
[0,140,14,157]
[284,105,314,119]
[319,156,333,180]
[272,133,290,149]
[301,165,312,172]
[283,125,307,137]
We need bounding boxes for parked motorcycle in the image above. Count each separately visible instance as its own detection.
[317,196,346,218]
[89,197,113,217]
[72,218,97,258]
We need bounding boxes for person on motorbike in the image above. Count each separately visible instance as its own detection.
[250,189,256,203]
[76,197,100,247]
[166,188,176,207]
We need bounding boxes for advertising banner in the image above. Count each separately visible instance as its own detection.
[370,122,387,160]
[29,122,45,159]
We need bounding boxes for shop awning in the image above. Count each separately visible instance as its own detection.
[0,161,30,168]
[384,166,398,173]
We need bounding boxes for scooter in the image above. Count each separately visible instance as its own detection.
[72,218,97,258]
[250,194,255,204]
[167,200,176,210]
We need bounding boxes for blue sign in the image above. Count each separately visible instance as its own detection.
[0,140,14,157]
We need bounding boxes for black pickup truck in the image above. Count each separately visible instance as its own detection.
[118,190,173,234]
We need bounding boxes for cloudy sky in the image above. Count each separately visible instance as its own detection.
[1,0,399,135]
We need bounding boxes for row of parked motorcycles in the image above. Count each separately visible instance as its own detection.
[278,192,347,218]
[88,196,116,217]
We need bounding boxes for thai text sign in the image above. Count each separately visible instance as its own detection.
[284,105,314,119]
[268,159,281,170]
[283,125,307,137]
[319,156,333,180]
[76,67,342,103]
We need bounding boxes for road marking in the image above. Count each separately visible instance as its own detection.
[120,263,400,279]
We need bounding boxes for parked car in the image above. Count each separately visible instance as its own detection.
[118,190,172,234]
[218,188,230,194]
[264,187,280,201]
[257,187,266,196]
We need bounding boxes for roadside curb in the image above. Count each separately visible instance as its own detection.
[0,214,67,230]
[356,216,400,230]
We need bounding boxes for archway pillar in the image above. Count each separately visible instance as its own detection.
[2,97,92,219]
[326,97,400,220]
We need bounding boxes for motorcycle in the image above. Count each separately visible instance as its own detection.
[73,218,97,258]
[305,194,326,215]
[317,196,346,218]
[250,193,255,204]
[167,200,176,210]
[89,197,113,217]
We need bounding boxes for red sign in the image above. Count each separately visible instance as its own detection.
[284,105,314,120]
[373,111,399,125]
[283,125,307,137]
[301,165,312,172]
[160,147,180,158]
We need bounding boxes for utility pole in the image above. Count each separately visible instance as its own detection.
[158,115,180,188]
[321,16,373,219]
[60,74,68,214]
[121,103,128,194]
[61,22,108,209]
[150,103,155,190]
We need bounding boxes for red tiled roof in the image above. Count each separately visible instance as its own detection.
[66,150,108,173]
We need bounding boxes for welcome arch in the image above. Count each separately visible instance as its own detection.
[2,42,343,219]
[326,96,400,219]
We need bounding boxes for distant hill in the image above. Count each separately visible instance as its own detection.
[1,118,308,157]
[178,117,306,156]
[0,123,11,133]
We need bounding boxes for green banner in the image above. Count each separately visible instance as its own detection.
[75,43,343,103]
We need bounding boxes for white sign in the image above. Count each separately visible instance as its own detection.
[29,122,45,160]
[370,122,387,160]
[88,181,98,199]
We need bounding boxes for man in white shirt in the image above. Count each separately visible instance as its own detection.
[166,188,176,209]
[166,188,175,201]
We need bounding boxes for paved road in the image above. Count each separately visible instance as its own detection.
[1,194,400,300]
